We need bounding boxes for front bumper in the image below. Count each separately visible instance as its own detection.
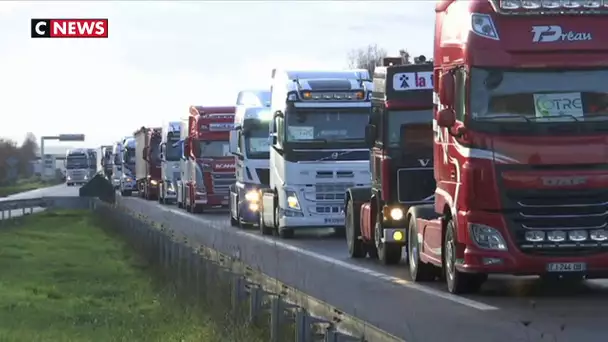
[238,200,260,223]
[455,210,608,277]
[195,194,229,206]
[121,180,136,190]
[278,211,344,230]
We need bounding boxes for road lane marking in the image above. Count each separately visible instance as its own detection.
[136,200,499,311]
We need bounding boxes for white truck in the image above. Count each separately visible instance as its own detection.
[228,100,272,227]
[65,148,90,186]
[258,69,373,238]
[159,121,182,204]
[119,136,137,196]
[111,141,123,189]
[176,117,189,209]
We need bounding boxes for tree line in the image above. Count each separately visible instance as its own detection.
[347,44,431,76]
[0,133,39,184]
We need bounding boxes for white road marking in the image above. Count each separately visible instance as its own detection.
[143,202,499,311]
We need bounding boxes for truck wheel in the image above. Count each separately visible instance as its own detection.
[276,206,294,239]
[444,219,486,294]
[345,199,366,258]
[375,223,402,265]
[408,217,436,282]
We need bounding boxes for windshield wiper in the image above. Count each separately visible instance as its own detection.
[529,114,579,122]
[293,138,328,143]
[476,114,531,123]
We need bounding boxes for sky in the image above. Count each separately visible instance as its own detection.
[0,0,435,152]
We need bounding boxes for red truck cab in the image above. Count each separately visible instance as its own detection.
[134,127,162,201]
[406,0,608,294]
[183,106,236,213]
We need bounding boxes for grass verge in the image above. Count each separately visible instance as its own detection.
[0,210,262,342]
[0,178,60,197]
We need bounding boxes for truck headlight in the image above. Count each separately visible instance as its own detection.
[389,208,404,221]
[285,190,300,210]
[168,182,175,191]
[469,223,507,251]
[150,180,158,186]
[245,190,260,202]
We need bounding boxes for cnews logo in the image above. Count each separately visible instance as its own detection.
[31,19,108,38]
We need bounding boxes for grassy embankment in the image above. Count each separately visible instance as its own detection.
[0,178,60,197]
[0,210,265,342]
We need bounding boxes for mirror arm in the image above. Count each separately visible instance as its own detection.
[447,126,465,139]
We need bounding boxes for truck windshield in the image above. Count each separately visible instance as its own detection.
[199,141,230,158]
[470,68,608,126]
[245,125,270,159]
[166,138,181,161]
[285,109,368,143]
[386,109,433,148]
[124,148,136,165]
[66,155,88,169]
[149,141,161,164]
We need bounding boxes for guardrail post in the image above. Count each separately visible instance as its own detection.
[249,285,264,324]
[325,328,363,342]
[270,296,288,342]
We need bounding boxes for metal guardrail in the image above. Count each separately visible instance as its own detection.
[1,196,403,342]
[105,201,403,342]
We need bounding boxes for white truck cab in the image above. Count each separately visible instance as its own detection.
[259,69,373,238]
[119,137,137,196]
[111,141,123,189]
[65,148,90,186]
[159,121,182,204]
[229,93,272,227]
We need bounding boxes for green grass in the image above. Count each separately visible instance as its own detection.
[0,210,253,342]
[0,178,60,197]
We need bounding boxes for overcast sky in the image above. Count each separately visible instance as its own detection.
[0,1,435,150]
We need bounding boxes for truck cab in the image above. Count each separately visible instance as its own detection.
[345,59,435,265]
[119,137,137,196]
[100,145,113,179]
[404,0,608,294]
[229,94,272,227]
[65,148,90,186]
[134,127,162,201]
[86,149,97,179]
[111,141,123,189]
[159,121,182,204]
[182,106,236,213]
[259,69,373,238]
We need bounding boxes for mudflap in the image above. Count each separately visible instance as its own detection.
[79,173,115,204]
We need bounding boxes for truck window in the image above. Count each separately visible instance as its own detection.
[124,148,136,165]
[386,109,433,148]
[198,141,230,158]
[66,155,88,169]
[285,109,369,142]
[470,68,608,124]
[165,139,181,161]
[245,125,270,159]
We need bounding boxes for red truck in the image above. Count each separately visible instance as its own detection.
[402,0,608,294]
[134,126,162,201]
[180,106,236,213]
[345,58,434,265]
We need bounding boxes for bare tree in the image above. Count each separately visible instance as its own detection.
[398,49,411,65]
[347,44,388,76]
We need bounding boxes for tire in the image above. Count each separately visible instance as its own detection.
[408,216,437,282]
[259,202,273,236]
[276,206,294,239]
[444,219,487,294]
[346,199,366,258]
[375,222,402,265]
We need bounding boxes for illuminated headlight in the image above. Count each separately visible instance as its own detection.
[67,176,71,180]
[568,230,588,242]
[590,229,608,241]
[245,190,260,202]
[84,175,88,180]
[389,208,404,221]
[471,14,499,40]
[285,190,300,210]
[150,180,158,186]
[547,230,567,242]
[469,224,507,250]
[525,230,545,242]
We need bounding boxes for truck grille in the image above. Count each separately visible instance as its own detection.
[505,189,608,256]
[211,172,234,195]
[303,182,352,215]
[397,168,435,203]
[256,168,269,186]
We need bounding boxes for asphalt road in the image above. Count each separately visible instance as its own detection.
[6,184,608,341]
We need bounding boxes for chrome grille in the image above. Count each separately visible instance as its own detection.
[314,205,344,214]
[211,172,234,195]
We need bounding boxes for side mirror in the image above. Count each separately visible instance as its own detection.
[364,124,376,148]
[437,108,456,128]
[271,134,277,145]
[229,130,238,154]
[439,72,455,106]
[273,110,284,120]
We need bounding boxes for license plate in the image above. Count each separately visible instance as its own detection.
[546,262,586,273]
[324,218,344,225]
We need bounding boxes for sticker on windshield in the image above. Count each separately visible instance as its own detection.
[288,126,314,140]
[249,137,270,152]
[534,92,583,120]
